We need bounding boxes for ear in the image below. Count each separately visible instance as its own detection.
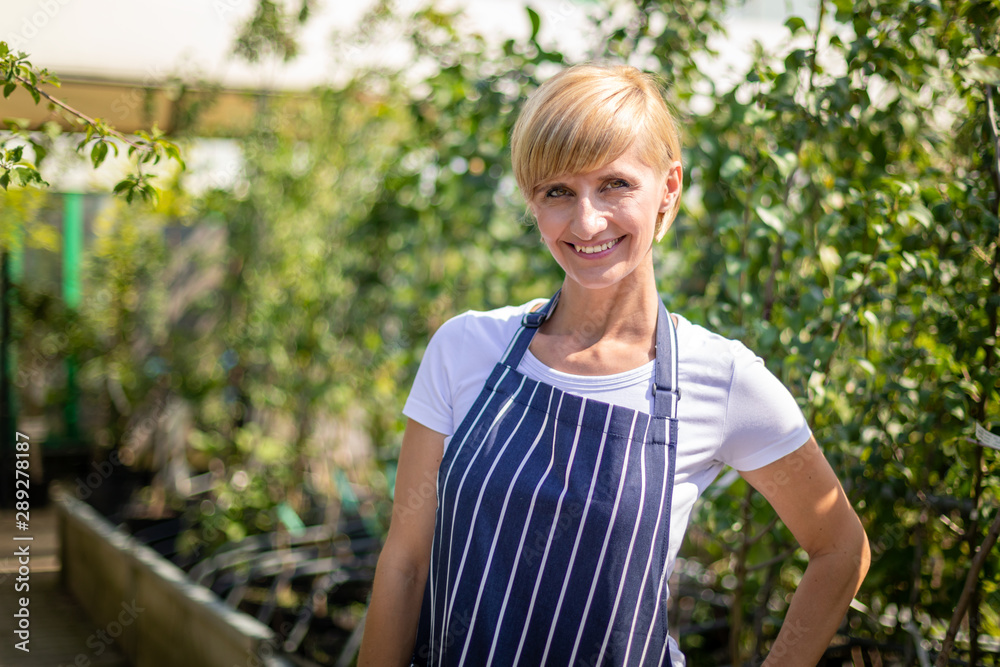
[658,160,682,211]
[655,161,683,241]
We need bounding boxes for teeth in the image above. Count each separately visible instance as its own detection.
[574,237,621,254]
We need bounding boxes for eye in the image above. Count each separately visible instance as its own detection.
[605,178,631,190]
[544,186,570,198]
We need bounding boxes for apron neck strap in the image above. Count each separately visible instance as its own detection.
[499,289,560,365]
[652,297,680,419]
[501,290,680,419]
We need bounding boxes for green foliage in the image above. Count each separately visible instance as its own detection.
[232,0,313,62]
[6,0,999,662]
[610,0,999,661]
[161,4,577,553]
[0,41,183,205]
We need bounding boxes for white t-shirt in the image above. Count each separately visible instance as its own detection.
[403,299,812,663]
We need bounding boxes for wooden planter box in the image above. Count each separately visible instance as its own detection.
[55,490,293,667]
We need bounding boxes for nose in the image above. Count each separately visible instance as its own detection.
[572,195,608,240]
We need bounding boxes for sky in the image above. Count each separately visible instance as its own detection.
[3,0,809,90]
[3,0,594,89]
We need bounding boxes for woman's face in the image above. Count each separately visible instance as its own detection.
[529,143,680,293]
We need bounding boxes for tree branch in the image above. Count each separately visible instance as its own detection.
[12,73,146,152]
[808,0,827,95]
[934,508,1000,666]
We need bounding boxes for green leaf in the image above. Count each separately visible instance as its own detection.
[768,148,798,180]
[91,141,108,168]
[720,154,747,179]
[960,63,1000,84]
[819,245,841,274]
[784,16,807,34]
[33,142,47,165]
[903,203,933,228]
[3,82,14,98]
[961,55,1000,84]
[856,358,876,376]
[754,206,786,233]
[860,310,879,328]
[527,7,541,41]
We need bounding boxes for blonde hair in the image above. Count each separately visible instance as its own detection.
[510,64,683,239]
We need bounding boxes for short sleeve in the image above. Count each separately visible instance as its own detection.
[717,344,812,471]
[402,315,465,436]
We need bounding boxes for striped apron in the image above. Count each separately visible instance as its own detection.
[413,290,681,666]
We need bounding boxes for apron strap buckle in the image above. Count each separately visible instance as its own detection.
[521,289,561,328]
[652,382,681,400]
[522,310,548,328]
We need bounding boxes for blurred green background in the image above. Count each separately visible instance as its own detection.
[2,0,999,664]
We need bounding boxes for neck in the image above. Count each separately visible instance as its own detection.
[543,265,661,351]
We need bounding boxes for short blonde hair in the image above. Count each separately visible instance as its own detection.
[510,64,683,238]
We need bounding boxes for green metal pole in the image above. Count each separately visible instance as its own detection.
[0,249,14,507]
[10,213,22,398]
[1,215,22,506]
[63,192,83,445]
[10,218,23,281]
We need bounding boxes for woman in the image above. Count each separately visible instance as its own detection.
[359,64,870,666]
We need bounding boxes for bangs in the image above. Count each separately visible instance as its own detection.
[515,87,649,196]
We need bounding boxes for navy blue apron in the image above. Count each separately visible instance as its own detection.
[413,290,681,666]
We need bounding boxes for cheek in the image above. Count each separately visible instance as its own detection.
[535,212,566,242]
[622,200,659,231]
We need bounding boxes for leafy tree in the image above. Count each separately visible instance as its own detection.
[4,0,999,663]
[603,0,999,662]
[1,43,183,201]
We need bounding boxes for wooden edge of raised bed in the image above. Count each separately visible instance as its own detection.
[54,488,295,667]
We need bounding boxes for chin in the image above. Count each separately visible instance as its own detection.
[561,270,631,292]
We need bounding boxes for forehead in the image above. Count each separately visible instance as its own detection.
[536,143,658,186]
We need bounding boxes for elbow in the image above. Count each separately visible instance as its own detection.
[831,516,870,599]
[809,514,870,596]
[376,536,432,589]
[855,522,871,590]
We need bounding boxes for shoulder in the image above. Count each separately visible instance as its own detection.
[671,315,810,470]
[429,298,549,355]
[404,298,549,437]
[673,314,756,386]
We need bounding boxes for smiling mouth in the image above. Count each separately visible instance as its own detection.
[572,236,624,254]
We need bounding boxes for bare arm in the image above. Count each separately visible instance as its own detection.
[358,419,445,667]
[739,436,871,666]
